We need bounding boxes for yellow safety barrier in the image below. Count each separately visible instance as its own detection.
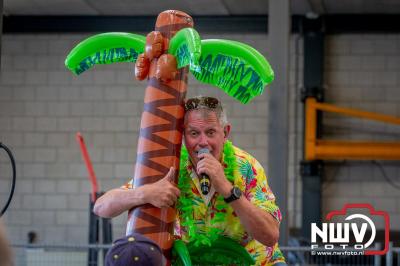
[305,97,400,160]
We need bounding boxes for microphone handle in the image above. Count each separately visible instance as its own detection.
[200,174,210,195]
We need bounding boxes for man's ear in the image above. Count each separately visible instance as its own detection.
[223,124,231,140]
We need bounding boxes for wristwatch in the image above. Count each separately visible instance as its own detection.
[224,186,242,203]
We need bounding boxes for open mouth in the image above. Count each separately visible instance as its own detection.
[195,150,212,155]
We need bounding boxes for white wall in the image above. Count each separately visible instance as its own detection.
[0,33,277,243]
[323,34,400,229]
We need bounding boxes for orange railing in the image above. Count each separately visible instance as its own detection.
[305,97,400,160]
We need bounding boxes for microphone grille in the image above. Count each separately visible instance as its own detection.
[198,148,210,155]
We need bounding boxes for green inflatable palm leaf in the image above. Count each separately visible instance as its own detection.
[65,32,146,75]
[168,28,201,72]
[191,39,274,104]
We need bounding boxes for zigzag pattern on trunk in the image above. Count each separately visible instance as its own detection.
[134,76,187,186]
[128,69,188,258]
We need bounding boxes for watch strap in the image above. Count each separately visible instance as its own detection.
[224,187,241,203]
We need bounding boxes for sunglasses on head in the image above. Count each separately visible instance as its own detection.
[184,97,221,112]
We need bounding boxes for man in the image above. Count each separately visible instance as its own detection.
[94,96,285,265]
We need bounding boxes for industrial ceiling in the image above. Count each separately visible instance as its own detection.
[4,0,400,16]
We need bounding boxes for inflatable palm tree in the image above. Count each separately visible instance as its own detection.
[65,10,273,265]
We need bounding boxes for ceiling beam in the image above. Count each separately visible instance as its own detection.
[3,14,400,34]
[3,15,268,33]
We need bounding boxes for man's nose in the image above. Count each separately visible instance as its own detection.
[198,133,208,147]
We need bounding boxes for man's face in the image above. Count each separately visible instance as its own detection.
[184,109,230,167]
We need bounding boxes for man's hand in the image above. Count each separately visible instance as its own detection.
[141,167,180,208]
[93,167,179,218]
[197,155,280,246]
[196,153,233,197]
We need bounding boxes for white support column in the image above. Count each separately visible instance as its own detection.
[267,0,290,246]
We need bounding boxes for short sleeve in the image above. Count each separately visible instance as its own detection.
[241,159,282,223]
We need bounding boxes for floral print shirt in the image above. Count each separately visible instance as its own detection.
[123,145,285,265]
[175,145,285,266]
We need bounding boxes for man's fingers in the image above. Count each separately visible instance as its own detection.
[171,192,179,202]
[158,198,171,208]
[197,165,209,177]
[197,158,213,171]
[168,167,175,182]
[171,186,180,197]
[196,160,206,173]
[198,153,214,160]
[165,198,174,207]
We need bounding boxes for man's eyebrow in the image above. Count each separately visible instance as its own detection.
[187,125,218,131]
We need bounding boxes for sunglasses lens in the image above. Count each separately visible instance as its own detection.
[185,98,199,110]
[205,97,219,108]
[185,97,220,111]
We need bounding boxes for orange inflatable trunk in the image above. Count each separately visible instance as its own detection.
[126,10,193,262]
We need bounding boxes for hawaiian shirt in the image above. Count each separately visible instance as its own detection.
[174,145,285,266]
[123,145,285,265]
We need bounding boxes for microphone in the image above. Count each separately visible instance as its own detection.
[198,148,211,195]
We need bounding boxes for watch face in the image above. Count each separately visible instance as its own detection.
[233,187,242,198]
[224,186,242,203]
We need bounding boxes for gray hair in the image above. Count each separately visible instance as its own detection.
[184,96,228,126]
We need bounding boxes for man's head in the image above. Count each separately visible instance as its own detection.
[183,96,231,166]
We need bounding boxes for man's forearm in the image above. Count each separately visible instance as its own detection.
[93,187,146,218]
[212,174,280,246]
[230,197,280,247]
